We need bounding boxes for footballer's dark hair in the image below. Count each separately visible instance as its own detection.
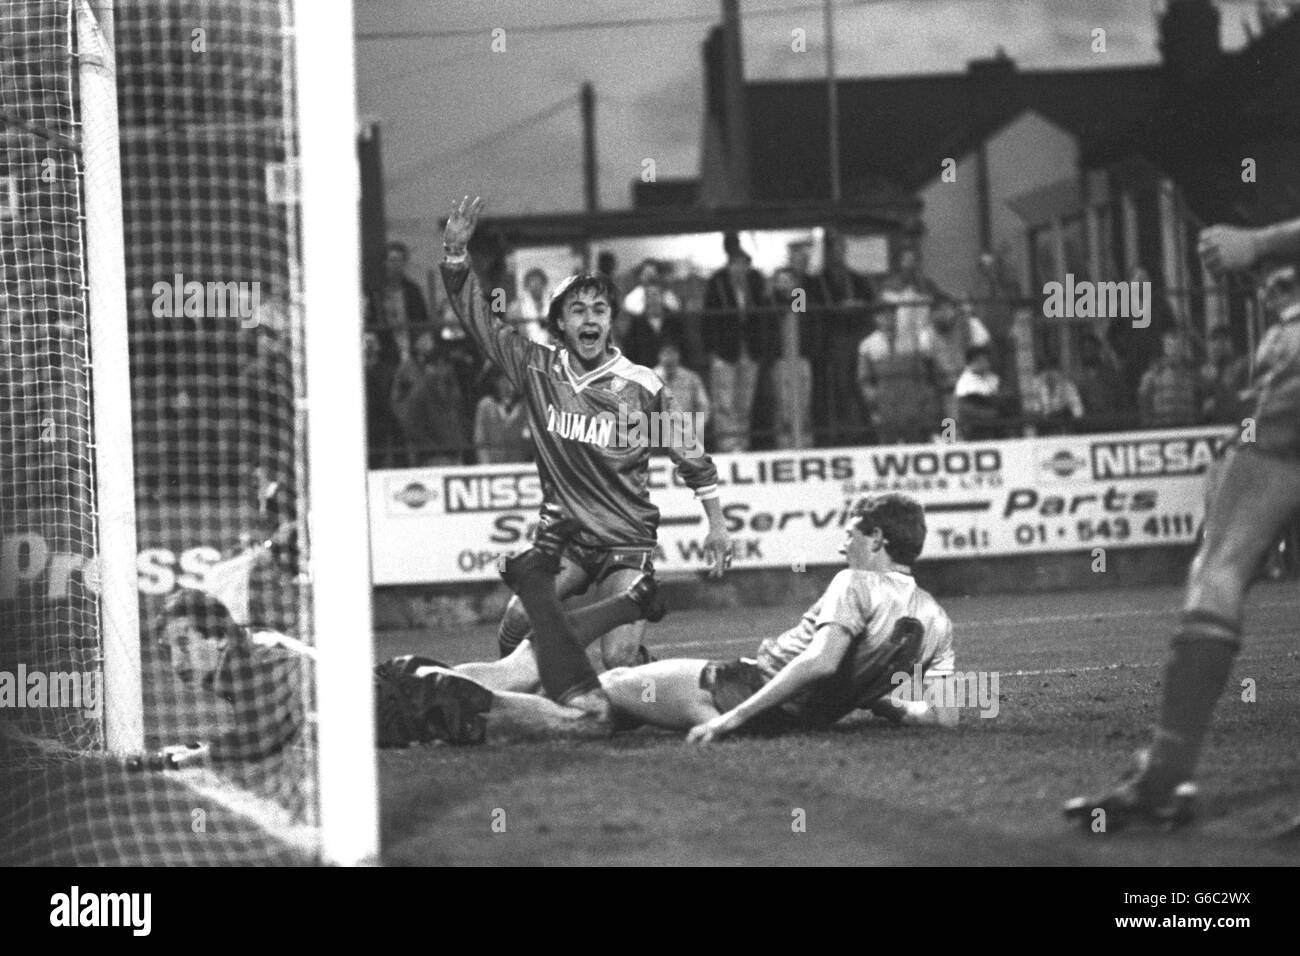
[546,272,621,339]
[851,493,927,566]
[155,589,244,648]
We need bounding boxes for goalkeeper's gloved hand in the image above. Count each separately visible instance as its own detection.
[125,742,210,772]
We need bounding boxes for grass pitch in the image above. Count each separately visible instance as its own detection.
[377,581,1300,866]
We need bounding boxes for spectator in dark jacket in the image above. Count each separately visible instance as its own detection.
[807,230,874,444]
[621,283,687,369]
[1076,333,1127,431]
[368,240,431,363]
[1108,264,1175,409]
[390,329,468,465]
[954,345,1009,440]
[702,236,774,451]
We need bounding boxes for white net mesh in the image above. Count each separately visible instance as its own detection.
[0,0,100,756]
[1,0,324,865]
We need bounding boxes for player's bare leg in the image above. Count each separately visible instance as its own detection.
[407,657,716,743]
[1066,445,1300,830]
[594,567,653,668]
[456,573,664,691]
[419,677,613,742]
[469,556,589,690]
[597,659,719,731]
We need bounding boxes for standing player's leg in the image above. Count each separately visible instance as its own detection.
[497,554,589,657]
[594,566,653,668]
[497,509,616,710]
[1161,447,1300,772]
[472,556,590,690]
[455,572,663,691]
[1066,444,1300,828]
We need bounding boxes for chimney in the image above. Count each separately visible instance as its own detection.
[698,3,749,205]
[1160,0,1220,86]
[967,46,1016,82]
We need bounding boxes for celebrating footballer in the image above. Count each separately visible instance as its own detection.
[439,195,731,674]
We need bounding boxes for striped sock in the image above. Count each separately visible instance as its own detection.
[498,619,531,658]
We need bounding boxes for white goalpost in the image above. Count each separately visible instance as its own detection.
[295,0,380,867]
[77,0,143,755]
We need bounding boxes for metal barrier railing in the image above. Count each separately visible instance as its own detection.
[360,280,1264,461]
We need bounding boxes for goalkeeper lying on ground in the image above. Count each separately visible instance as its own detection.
[375,493,959,746]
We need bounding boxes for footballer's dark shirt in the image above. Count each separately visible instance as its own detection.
[442,256,719,548]
[205,634,311,821]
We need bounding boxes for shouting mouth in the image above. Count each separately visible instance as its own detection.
[577,327,603,349]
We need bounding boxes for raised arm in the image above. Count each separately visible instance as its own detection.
[438,195,531,384]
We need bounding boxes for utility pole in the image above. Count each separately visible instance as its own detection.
[721,0,750,202]
[581,81,597,211]
[825,0,840,204]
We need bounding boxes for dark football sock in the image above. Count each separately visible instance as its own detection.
[1147,611,1239,786]
[512,565,600,704]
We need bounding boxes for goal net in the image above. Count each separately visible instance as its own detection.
[1,0,375,866]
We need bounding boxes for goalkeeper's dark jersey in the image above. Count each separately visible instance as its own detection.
[442,257,719,548]
[205,633,311,821]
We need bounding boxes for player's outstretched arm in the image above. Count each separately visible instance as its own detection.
[1199,216,1300,273]
[687,624,852,743]
[438,194,529,383]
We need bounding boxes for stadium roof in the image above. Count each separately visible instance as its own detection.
[730,10,1300,227]
[737,54,1164,202]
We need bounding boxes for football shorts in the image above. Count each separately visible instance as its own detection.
[564,540,655,585]
[699,658,800,735]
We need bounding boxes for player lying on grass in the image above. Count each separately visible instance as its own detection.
[375,494,960,745]
[124,491,309,778]
[1066,216,1300,834]
[440,195,731,672]
[144,589,308,769]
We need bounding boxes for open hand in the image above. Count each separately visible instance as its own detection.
[444,195,484,252]
[703,526,733,579]
[686,713,736,744]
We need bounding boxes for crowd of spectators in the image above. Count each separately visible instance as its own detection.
[361,232,1251,467]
